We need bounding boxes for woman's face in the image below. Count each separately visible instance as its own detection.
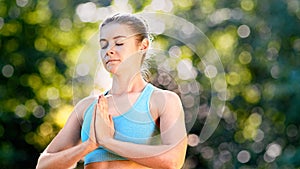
[99,23,144,74]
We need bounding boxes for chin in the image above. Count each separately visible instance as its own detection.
[105,66,119,74]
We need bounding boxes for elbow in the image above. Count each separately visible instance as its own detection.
[161,144,187,169]
[36,153,50,169]
[36,158,43,169]
[36,163,43,169]
[163,158,184,169]
[165,162,182,169]
[164,148,186,169]
[36,155,45,169]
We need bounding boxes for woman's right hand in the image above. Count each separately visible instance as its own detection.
[95,95,115,144]
[88,95,115,148]
[88,98,101,149]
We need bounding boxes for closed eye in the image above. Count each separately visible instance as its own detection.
[100,40,108,49]
[115,43,124,46]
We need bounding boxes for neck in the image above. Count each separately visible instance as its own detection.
[110,72,147,95]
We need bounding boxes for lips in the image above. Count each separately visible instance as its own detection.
[106,59,121,64]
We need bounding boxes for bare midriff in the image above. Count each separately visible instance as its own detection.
[84,160,152,169]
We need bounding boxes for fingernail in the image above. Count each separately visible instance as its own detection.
[98,95,101,103]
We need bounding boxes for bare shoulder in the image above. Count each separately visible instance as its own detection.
[73,95,97,120]
[152,87,181,104]
[150,87,186,136]
[151,87,182,115]
[43,95,98,153]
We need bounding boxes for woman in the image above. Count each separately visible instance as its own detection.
[36,13,187,169]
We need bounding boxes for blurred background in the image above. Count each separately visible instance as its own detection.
[1,0,300,168]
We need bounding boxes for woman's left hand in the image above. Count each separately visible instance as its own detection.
[94,95,115,145]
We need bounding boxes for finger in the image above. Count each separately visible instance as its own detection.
[89,104,97,142]
[108,114,112,122]
[99,94,108,116]
[91,105,96,131]
[96,103,103,122]
[96,95,104,118]
[97,95,104,115]
[109,114,115,135]
[98,95,101,104]
[102,95,108,113]
[98,95,104,113]
[109,114,114,127]
[97,97,108,125]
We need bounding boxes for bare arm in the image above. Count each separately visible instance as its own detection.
[37,141,96,169]
[104,137,187,169]
[36,97,98,169]
[97,91,187,169]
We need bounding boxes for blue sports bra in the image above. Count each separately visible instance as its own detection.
[81,83,161,165]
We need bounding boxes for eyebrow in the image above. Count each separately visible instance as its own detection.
[99,35,127,42]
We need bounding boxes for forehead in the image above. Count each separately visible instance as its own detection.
[100,23,134,40]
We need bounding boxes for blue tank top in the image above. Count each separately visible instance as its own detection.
[81,83,161,165]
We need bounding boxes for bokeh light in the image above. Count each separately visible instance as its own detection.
[237,25,251,38]
[237,150,251,163]
[1,64,14,78]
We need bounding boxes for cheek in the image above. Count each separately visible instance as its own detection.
[115,45,125,52]
[114,46,128,57]
[100,57,105,64]
[119,45,139,55]
[100,50,106,58]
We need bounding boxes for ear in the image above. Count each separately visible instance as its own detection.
[140,38,149,50]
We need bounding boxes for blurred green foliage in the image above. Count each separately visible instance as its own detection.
[0,0,300,168]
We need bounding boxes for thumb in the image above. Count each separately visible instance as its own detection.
[89,104,97,142]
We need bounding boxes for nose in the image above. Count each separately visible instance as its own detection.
[107,50,115,56]
[106,44,115,56]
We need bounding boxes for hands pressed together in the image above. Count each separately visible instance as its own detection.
[88,95,115,148]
